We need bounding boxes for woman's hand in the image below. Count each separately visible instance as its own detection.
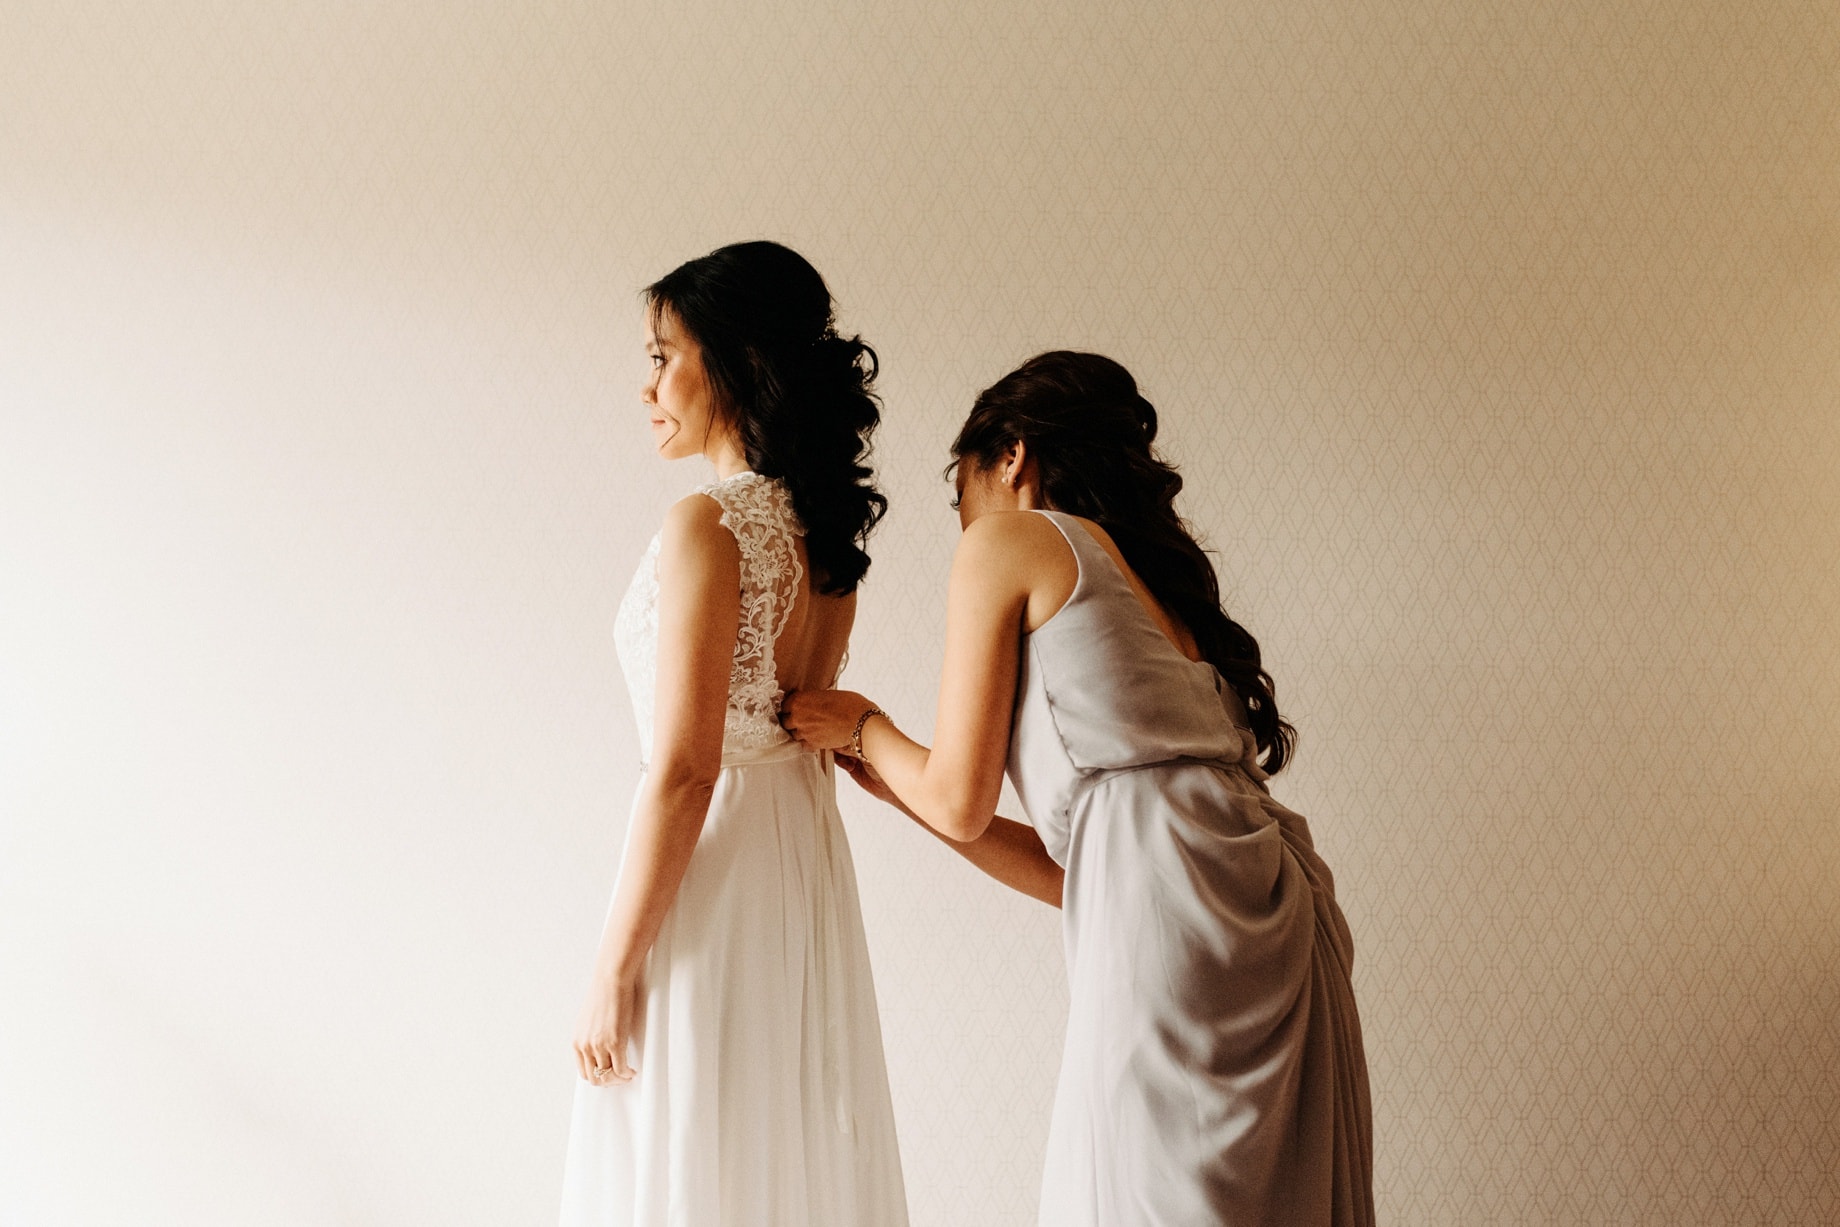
[572,970,642,1086]
[836,752,918,818]
[779,688,879,752]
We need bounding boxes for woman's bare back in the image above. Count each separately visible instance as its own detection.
[774,535,857,695]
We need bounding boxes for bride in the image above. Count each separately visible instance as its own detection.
[559,241,909,1226]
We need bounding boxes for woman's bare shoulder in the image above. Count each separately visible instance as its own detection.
[657,492,740,568]
[952,511,1076,625]
[956,508,1065,559]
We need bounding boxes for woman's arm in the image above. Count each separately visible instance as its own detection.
[573,495,738,1082]
[838,754,1063,907]
[781,510,1066,842]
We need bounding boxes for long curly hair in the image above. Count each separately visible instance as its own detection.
[950,351,1296,773]
[645,241,886,594]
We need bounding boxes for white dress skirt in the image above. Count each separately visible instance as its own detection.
[560,473,908,1226]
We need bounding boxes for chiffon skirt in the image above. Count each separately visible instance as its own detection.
[559,744,908,1227]
[1040,763,1374,1227]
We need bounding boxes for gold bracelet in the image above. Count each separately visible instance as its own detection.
[850,707,888,760]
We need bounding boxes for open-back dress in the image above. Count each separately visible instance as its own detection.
[559,471,908,1227]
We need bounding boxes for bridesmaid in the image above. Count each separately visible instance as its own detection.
[781,351,1374,1227]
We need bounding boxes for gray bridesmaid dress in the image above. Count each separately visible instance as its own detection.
[1010,511,1374,1227]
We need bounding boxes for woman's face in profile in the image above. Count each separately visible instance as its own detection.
[642,307,720,461]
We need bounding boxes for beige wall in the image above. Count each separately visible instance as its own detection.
[3,2,1837,1223]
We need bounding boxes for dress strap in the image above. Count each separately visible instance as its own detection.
[1033,508,1137,612]
[694,472,805,751]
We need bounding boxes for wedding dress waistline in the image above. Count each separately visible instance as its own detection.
[639,738,816,775]
[720,739,814,769]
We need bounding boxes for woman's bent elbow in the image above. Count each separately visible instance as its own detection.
[644,764,719,812]
[932,804,992,843]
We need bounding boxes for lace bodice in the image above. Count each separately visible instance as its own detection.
[613,472,806,766]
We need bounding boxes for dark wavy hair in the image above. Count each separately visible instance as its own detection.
[645,241,886,594]
[950,351,1296,773]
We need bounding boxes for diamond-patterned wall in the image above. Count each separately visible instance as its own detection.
[2,2,1836,1224]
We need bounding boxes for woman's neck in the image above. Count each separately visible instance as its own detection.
[707,436,750,480]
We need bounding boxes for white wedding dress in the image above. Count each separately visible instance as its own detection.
[559,471,909,1227]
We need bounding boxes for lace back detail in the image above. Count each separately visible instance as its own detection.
[698,473,805,752]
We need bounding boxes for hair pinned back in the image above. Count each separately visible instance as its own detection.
[950,351,1296,773]
[646,241,886,594]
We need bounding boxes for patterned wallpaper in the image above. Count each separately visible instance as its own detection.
[2,1,1836,1224]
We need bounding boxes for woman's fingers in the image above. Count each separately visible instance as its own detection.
[779,691,822,748]
[583,1041,621,1085]
[779,688,871,751]
[839,751,875,785]
[574,989,638,1085]
[778,692,801,739]
[839,755,893,805]
[608,988,636,1081]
